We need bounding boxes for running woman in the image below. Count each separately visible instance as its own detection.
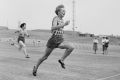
[32,4,74,76]
[15,23,30,58]
[93,37,99,54]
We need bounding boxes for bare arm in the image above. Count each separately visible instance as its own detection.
[15,30,19,33]
[25,30,29,37]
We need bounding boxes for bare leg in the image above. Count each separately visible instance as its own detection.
[18,45,22,51]
[105,47,108,55]
[95,49,96,54]
[11,41,20,49]
[11,40,23,51]
[106,48,108,55]
[58,42,74,69]
[19,41,29,58]
[60,47,74,61]
[105,47,107,55]
[33,47,54,76]
[103,45,105,55]
[104,46,107,55]
[22,46,29,58]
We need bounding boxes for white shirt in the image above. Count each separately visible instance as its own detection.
[17,28,28,37]
[93,39,99,44]
[102,39,106,45]
[106,39,109,43]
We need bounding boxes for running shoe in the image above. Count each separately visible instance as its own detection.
[58,60,65,69]
[33,66,37,76]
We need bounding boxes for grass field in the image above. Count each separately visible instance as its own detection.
[0,29,120,80]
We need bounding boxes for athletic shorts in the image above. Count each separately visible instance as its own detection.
[46,35,64,48]
[17,36,25,43]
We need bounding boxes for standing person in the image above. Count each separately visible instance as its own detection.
[32,4,74,76]
[93,37,99,54]
[14,23,30,58]
[102,37,106,54]
[105,37,109,54]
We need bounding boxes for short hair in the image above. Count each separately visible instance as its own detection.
[20,23,26,28]
[55,4,64,15]
[106,37,108,39]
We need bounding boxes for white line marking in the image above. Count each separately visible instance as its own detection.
[96,73,120,80]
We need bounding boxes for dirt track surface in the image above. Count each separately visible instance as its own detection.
[0,40,120,80]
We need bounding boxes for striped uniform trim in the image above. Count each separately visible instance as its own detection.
[52,29,63,36]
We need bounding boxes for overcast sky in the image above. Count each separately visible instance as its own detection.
[0,0,120,35]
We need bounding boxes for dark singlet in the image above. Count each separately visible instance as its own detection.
[51,16,64,37]
[46,16,64,48]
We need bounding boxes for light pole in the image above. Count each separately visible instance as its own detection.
[72,0,75,32]
[72,0,76,37]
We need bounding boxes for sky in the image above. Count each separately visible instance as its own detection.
[0,0,120,35]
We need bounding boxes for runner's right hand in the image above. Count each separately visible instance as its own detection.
[64,20,70,26]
